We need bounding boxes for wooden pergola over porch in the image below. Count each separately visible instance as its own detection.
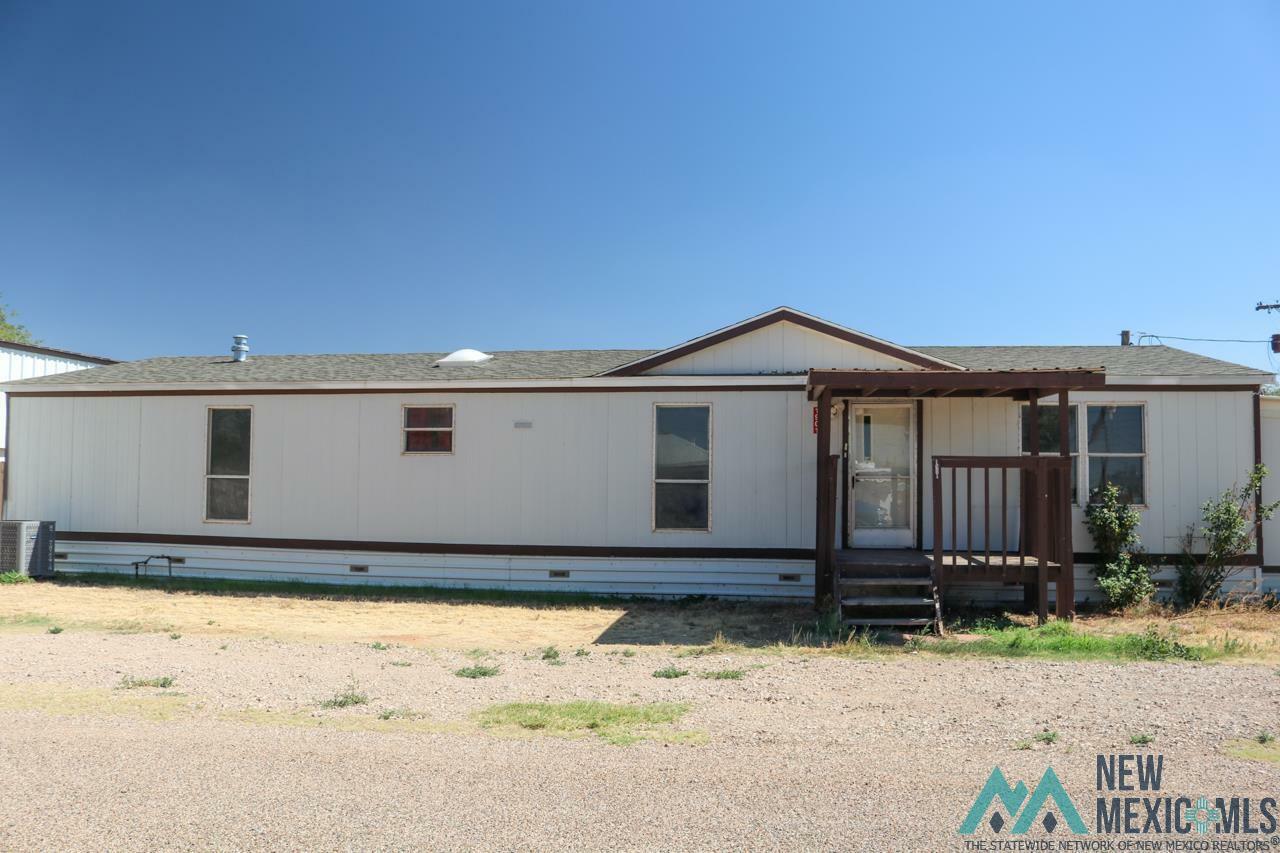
[806,368,1108,628]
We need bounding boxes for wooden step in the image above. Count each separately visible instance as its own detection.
[839,577,932,587]
[841,596,935,607]
[843,617,933,627]
[838,565,931,579]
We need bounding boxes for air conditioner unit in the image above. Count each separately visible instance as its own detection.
[0,521,55,578]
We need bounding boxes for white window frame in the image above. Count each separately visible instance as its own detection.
[652,402,712,533]
[402,404,455,455]
[1084,402,1148,507]
[1018,401,1081,506]
[204,405,252,524]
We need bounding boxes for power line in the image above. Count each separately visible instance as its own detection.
[1135,332,1270,344]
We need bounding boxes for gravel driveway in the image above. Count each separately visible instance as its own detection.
[0,631,1277,851]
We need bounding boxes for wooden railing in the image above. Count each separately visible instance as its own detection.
[931,455,1075,621]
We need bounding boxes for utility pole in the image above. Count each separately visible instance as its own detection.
[1257,301,1280,313]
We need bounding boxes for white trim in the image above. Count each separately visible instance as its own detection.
[203,405,253,524]
[1083,402,1149,507]
[651,402,713,533]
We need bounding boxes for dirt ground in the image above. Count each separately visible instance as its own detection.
[0,583,1278,850]
[0,581,813,649]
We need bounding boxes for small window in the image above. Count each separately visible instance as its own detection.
[654,404,711,531]
[206,407,251,522]
[403,405,454,454]
[1019,404,1079,503]
[1086,404,1145,504]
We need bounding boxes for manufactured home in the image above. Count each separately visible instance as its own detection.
[3,308,1275,626]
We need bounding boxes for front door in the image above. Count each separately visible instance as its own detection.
[850,404,914,548]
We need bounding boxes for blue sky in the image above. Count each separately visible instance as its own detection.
[2,1,1279,372]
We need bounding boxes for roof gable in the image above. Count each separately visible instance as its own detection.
[600,308,963,376]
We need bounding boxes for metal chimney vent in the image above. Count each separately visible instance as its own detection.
[231,335,249,362]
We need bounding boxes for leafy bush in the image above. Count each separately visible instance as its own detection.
[1176,464,1280,607]
[0,571,30,584]
[1085,484,1154,609]
[652,666,689,679]
[455,664,499,679]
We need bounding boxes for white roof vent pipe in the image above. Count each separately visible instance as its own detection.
[435,348,492,365]
[231,335,249,362]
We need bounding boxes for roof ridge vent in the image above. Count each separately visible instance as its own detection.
[435,348,492,365]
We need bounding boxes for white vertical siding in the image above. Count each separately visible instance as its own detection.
[648,321,922,375]
[1260,397,1280,573]
[9,390,817,550]
[0,348,103,451]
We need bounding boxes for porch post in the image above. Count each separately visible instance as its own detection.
[814,388,833,607]
[1022,392,1039,610]
[1057,388,1075,618]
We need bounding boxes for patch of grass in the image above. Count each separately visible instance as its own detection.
[168,632,181,640]
[676,631,741,657]
[465,648,490,661]
[389,660,412,667]
[319,677,368,709]
[118,675,175,689]
[540,646,561,662]
[652,666,689,679]
[621,649,636,658]
[377,707,423,721]
[1225,736,1280,765]
[699,669,744,680]
[218,643,228,651]
[1014,740,1033,750]
[455,664,500,679]
[1130,733,1155,746]
[574,647,590,657]
[370,641,390,651]
[474,700,693,745]
[46,625,63,635]
[0,571,31,584]
[923,620,1215,662]
[1034,730,1059,745]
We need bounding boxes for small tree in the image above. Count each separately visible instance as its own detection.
[0,299,36,344]
[1176,464,1279,607]
[1084,483,1154,609]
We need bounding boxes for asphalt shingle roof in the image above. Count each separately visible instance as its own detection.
[913,345,1271,377]
[6,344,1269,387]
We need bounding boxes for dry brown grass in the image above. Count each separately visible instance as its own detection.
[1072,600,1280,663]
[0,582,810,650]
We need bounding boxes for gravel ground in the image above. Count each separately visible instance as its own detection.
[0,631,1277,851]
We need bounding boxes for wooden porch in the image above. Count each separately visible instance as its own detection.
[809,367,1107,631]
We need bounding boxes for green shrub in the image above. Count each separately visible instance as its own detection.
[1086,484,1153,609]
[1177,465,1280,607]
[652,666,689,679]
[319,677,368,708]
[455,665,499,679]
[0,571,30,584]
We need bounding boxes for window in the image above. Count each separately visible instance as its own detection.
[653,404,710,531]
[1019,404,1079,502]
[403,405,454,453]
[206,407,251,522]
[1086,404,1145,504]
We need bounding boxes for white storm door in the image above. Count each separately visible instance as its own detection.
[850,404,914,548]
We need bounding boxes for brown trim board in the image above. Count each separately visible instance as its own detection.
[8,383,806,399]
[55,531,815,561]
[1074,551,1261,567]
[602,309,960,376]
